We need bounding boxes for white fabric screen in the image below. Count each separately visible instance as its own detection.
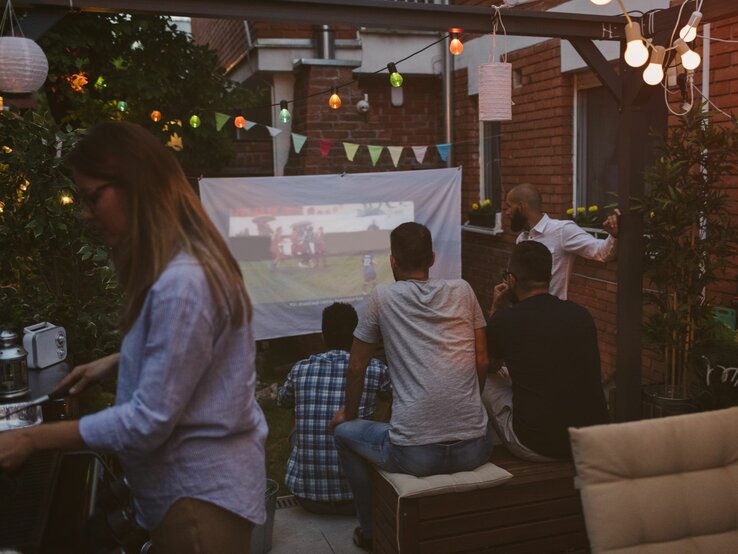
[200,167,461,340]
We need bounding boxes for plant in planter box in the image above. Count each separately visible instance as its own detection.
[469,198,495,227]
[638,109,738,401]
[565,204,601,228]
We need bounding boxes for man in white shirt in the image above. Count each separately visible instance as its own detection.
[504,183,620,299]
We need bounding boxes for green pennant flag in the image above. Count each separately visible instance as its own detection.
[214,112,230,132]
[343,142,359,162]
[292,133,307,154]
[368,145,384,167]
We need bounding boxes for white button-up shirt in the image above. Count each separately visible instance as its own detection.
[517,214,617,299]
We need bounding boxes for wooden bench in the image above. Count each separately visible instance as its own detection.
[372,447,589,553]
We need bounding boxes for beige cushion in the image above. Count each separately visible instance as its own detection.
[377,462,513,499]
[569,407,738,554]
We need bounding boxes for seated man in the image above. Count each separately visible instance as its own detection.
[330,222,491,550]
[482,241,609,462]
[277,302,390,515]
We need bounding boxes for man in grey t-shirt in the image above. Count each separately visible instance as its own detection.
[329,222,491,551]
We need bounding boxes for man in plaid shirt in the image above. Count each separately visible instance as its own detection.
[277,302,390,515]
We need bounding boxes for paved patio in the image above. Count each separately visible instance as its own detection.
[266,495,366,553]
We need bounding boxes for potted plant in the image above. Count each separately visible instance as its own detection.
[637,108,738,410]
[564,204,601,228]
[468,198,495,227]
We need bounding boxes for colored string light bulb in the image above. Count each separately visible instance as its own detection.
[279,100,291,123]
[117,100,128,112]
[329,87,341,109]
[150,110,162,123]
[234,116,246,129]
[60,193,74,205]
[189,115,201,128]
[387,63,403,88]
[449,29,464,56]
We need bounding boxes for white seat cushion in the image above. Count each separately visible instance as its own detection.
[377,462,513,499]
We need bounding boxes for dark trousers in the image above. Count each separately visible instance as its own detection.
[295,495,356,516]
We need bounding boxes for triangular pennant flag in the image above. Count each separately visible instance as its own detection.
[319,139,334,157]
[388,146,404,168]
[245,120,257,130]
[215,112,230,132]
[411,146,428,164]
[343,142,359,162]
[265,125,282,137]
[368,145,384,167]
[292,133,307,154]
[436,143,451,162]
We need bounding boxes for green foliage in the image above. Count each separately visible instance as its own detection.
[637,109,738,393]
[38,13,265,176]
[0,110,122,366]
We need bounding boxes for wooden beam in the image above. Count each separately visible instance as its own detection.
[17,0,628,40]
[645,0,738,38]
[568,38,621,104]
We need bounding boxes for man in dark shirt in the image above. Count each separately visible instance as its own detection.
[483,240,609,461]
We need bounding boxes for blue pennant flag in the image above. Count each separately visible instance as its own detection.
[436,143,451,162]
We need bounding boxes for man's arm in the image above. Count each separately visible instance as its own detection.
[474,327,489,392]
[562,209,621,262]
[328,337,376,432]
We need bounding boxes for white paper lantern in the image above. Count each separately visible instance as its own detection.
[0,36,49,93]
[478,62,512,121]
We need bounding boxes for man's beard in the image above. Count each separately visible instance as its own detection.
[510,209,527,233]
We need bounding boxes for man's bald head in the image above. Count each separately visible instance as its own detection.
[508,183,542,211]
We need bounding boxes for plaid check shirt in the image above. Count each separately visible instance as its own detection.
[277,349,390,501]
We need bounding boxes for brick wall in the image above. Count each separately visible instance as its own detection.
[284,64,446,175]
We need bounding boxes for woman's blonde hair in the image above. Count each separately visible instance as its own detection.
[69,121,251,331]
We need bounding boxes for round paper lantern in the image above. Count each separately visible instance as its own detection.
[0,36,49,93]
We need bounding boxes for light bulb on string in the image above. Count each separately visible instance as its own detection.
[590,0,611,5]
[234,116,246,129]
[642,45,665,86]
[623,22,649,68]
[116,100,128,112]
[189,115,201,128]
[279,100,291,123]
[150,110,162,123]
[328,87,341,109]
[674,38,701,70]
[60,193,74,206]
[449,29,464,56]
[387,63,404,88]
[679,11,702,43]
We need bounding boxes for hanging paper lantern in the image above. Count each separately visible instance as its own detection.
[0,36,49,93]
[189,115,201,128]
[117,100,127,112]
[234,116,247,129]
[150,110,162,123]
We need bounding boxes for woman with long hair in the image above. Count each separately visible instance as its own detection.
[0,121,267,552]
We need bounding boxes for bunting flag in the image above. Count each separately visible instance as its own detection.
[368,145,384,167]
[265,126,282,137]
[436,143,451,162]
[343,142,360,162]
[214,112,230,132]
[388,146,404,168]
[411,146,428,164]
[245,120,257,131]
[319,139,334,157]
[292,133,307,154]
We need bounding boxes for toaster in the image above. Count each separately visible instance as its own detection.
[23,322,67,369]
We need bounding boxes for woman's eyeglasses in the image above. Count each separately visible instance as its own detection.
[79,182,116,210]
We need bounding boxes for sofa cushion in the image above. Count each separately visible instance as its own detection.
[569,407,738,553]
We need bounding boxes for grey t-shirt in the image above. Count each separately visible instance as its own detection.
[354,278,488,446]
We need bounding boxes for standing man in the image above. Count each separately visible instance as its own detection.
[505,183,620,299]
[277,302,389,516]
[483,241,609,461]
[329,222,491,551]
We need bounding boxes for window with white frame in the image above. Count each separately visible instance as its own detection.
[574,81,619,220]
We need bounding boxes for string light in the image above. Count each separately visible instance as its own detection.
[328,87,341,109]
[449,29,464,56]
[590,0,611,5]
[387,63,404,88]
[59,193,74,205]
[94,75,107,90]
[150,110,162,122]
[189,115,201,128]
[624,22,649,68]
[279,100,291,123]
[674,38,701,70]
[679,11,702,43]
[234,115,246,129]
[643,45,666,85]
[116,100,127,112]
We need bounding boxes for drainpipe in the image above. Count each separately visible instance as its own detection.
[317,25,335,59]
[441,20,454,166]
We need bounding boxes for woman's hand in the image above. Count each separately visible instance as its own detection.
[0,429,34,472]
[54,352,120,396]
